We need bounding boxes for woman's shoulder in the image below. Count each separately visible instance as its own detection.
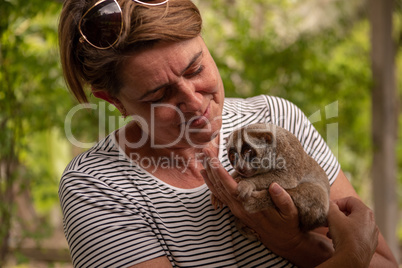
[222,94,303,128]
[223,94,299,112]
[61,131,125,178]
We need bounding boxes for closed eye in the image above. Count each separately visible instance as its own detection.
[148,87,170,103]
[146,66,204,103]
[140,51,204,102]
[184,65,204,78]
[151,95,165,103]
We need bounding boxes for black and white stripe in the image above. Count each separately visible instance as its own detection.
[59,95,340,267]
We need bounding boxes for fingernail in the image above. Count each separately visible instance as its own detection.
[270,183,283,195]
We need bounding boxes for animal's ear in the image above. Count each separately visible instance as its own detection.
[264,132,273,144]
[248,130,274,144]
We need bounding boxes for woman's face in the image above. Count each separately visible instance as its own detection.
[118,36,224,150]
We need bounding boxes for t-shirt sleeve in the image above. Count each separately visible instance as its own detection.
[263,95,340,185]
[59,170,167,268]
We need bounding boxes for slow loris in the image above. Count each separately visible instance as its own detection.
[224,123,330,237]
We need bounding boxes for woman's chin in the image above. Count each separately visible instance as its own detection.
[181,132,220,148]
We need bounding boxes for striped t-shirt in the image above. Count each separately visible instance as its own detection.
[59,95,340,267]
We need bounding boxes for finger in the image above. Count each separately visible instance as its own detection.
[202,155,231,204]
[206,157,227,194]
[334,196,366,216]
[373,225,380,247]
[202,159,220,193]
[200,169,212,188]
[326,200,346,224]
[201,166,222,197]
[201,169,225,209]
[203,148,237,194]
[269,183,297,216]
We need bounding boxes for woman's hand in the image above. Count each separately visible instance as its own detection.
[200,148,333,267]
[317,197,379,267]
[201,147,299,247]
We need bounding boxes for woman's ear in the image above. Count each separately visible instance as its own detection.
[92,90,127,117]
[92,90,115,104]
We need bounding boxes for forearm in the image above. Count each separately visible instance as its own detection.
[367,233,398,267]
[316,249,361,268]
[329,173,398,267]
[369,252,398,268]
[315,246,396,268]
[259,231,334,268]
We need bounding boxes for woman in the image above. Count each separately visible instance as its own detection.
[58,0,397,267]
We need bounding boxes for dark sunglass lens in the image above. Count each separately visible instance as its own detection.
[81,0,122,48]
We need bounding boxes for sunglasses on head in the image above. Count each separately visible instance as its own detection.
[78,0,169,49]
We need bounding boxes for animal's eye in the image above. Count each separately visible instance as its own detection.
[241,144,256,162]
[228,148,238,166]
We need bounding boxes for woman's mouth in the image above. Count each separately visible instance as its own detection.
[186,103,210,128]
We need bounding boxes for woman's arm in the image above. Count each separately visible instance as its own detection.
[201,148,398,268]
[128,256,172,268]
[201,148,334,268]
[316,197,379,268]
[329,171,398,267]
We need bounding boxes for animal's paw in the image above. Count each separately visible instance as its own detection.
[243,190,272,213]
[250,189,268,199]
[237,181,255,200]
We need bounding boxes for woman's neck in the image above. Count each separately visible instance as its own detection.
[115,122,220,189]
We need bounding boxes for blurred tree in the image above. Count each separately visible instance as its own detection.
[197,0,401,255]
[198,0,374,188]
[0,0,65,264]
[0,0,88,265]
[0,0,123,264]
[369,0,399,259]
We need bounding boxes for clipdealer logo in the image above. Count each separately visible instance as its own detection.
[64,101,339,171]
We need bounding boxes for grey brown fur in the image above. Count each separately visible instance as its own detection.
[224,123,330,238]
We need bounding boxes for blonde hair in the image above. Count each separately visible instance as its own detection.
[59,0,202,103]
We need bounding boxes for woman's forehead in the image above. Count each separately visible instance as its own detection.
[126,37,204,69]
[120,37,206,94]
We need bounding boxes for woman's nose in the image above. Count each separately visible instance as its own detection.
[176,82,203,113]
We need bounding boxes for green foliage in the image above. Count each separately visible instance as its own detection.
[0,0,76,264]
[198,0,377,196]
[0,1,124,259]
[395,8,402,212]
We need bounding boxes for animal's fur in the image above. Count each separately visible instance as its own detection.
[222,123,330,239]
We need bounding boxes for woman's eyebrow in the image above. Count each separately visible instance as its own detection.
[138,50,203,101]
[180,50,203,76]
